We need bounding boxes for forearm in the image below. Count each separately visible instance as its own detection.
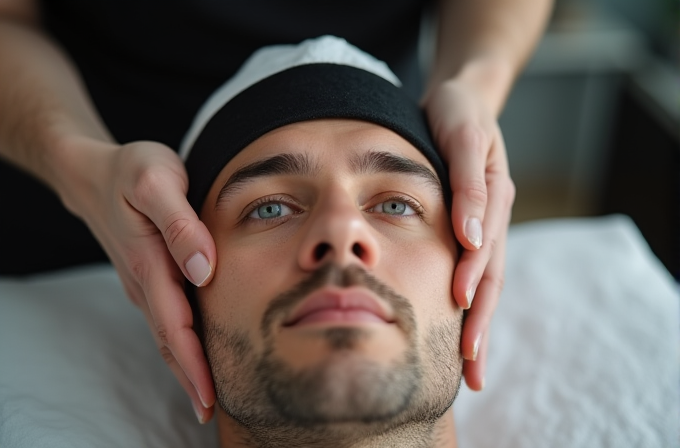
[425,0,553,115]
[0,19,114,206]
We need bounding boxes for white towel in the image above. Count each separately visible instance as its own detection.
[0,215,677,447]
[454,215,679,447]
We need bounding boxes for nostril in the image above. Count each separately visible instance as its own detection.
[314,243,331,261]
[352,243,364,259]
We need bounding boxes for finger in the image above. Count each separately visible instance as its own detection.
[458,192,509,389]
[115,238,215,424]
[447,122,492,252]
[119,268,145,308]
[459,226,507,372]
[457,131,512,352]
[137,245,217,414]
[463,329,489,391]
[451,130,514,309]
[451,176,513,309]
[126,161,217,288]
[101,236,147,308]
[137,297,215,424]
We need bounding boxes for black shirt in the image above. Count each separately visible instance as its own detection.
[0,0,430,274]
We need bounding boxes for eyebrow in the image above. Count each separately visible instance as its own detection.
[350,150,443,195]
[215,149,443,207]
[216,153,318,206]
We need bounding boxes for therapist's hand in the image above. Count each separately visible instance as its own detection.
[62,137,217,423]
[423,78,515,391]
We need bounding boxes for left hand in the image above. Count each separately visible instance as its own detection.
[423,77,515,391]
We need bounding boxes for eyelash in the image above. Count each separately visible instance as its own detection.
[368,194,426,221]
[239,193,426,226]
[240,195,302,226]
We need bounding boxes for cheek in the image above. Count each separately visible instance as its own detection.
[380,235,457,325]
[198,249,272,343]
[198,235,300,349]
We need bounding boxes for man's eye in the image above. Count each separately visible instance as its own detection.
[249,202,294,219]
[374,200,416,216]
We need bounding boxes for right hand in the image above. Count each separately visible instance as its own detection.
[423,77,515,391]
[61,137,217,423]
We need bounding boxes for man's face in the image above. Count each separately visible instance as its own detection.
[196,119,463,442]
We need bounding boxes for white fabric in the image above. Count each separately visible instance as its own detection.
[179,35,401,160]
[454,215,679,447]
[0,215,677,447]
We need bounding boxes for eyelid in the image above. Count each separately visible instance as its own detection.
[247,202,294,220]
[366,193,425,220]
[238,194,303,226]
[237,192,426,227]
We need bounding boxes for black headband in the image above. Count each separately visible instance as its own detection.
[184,63,450,213]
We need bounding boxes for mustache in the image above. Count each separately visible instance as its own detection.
[260,264,416,336]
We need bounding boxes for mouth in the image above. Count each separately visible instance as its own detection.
[283,287,395,327]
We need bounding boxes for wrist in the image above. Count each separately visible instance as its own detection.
[425,54,515,117]
[46,131,118,220]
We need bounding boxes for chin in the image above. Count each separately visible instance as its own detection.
[274,324,409,371]
[260,342,421,424]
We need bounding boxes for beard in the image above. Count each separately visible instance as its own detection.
[201,264,463,447]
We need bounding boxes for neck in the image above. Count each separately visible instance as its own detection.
[216,407,458,448]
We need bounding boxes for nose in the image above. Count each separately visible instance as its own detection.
[297,191,380,271]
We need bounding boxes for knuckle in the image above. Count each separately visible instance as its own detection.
[486,237,498,256]
[454,123,487,153]
[163,213,194,247]
[462,183,488,208]
[157,326,170,345]
[158,345,175,366]
[132,166,167,207]
[129,255,150,287]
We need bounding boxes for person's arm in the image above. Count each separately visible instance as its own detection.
[0,5,113,188]
[0,0,216,422]
[422,0,553,390]
[425,0,552,114]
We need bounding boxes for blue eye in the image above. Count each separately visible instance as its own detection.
[249,202,294,220]
[376,200,416,216]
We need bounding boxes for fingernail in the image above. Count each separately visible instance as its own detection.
[192,400,206,424]
[471,333,481,361]
[465,284,477,309]
[197,389,209,409]
[465,217,483,249]
[185,252,211,287]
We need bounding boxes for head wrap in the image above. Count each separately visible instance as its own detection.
[181,36,448,212]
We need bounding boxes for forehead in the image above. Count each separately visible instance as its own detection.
[213,119,435,184]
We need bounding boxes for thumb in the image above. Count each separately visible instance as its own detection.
[161,207,216,287]
[127,163,217,287]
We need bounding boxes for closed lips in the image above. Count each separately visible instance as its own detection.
[284,287,395,327]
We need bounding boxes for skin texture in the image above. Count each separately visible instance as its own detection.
[196,119,462,447]
[0,0,553,421]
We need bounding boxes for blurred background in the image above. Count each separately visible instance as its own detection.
[430,0,680,278]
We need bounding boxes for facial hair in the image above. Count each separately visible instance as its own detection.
[201,264,463,447]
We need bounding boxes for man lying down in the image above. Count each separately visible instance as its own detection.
[181,36,464,448]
